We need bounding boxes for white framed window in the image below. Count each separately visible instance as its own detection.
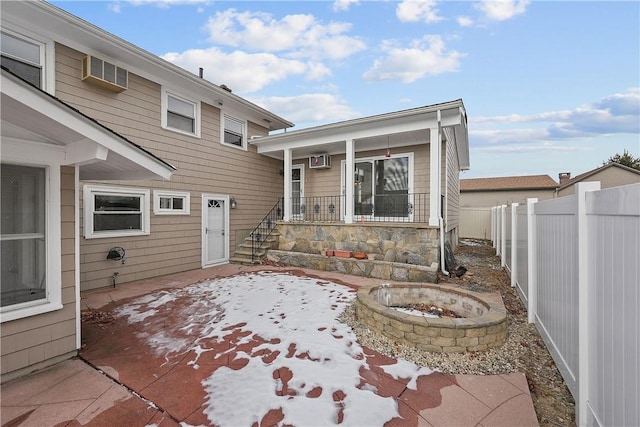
[222,114,246,150]
[161,88,200,137]
[153,190,190,215]
[1,143,63,322]
[84,185,150,239]
[0,29,54,92]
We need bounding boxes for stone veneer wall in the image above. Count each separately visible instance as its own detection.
[266,251,438,283]
[277,222,440,266]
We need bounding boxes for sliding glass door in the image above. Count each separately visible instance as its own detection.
[345,156,410,220]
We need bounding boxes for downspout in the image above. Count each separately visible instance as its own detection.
[436,110,449,276]
[74,166,81,350]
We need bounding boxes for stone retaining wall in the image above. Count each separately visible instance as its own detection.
[266,251,438,283]
[277,222,440,266]
[355,283,508,353]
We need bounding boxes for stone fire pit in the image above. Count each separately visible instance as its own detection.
[355,283,507,353]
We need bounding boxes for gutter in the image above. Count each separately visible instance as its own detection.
[436,109,449,276]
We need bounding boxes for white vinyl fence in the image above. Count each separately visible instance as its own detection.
[460,207,492,239]
[494,182,640,427]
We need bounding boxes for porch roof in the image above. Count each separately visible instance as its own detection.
[251,99,469,170]
[1,68,175,181]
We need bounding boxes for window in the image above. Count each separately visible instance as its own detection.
[222,115,246,149]
[1,158,62,322]
[1,165,47,308]
[161,88,200,137]
[153,190,190,215]
[84,186,150,238]
[1,30,43,88]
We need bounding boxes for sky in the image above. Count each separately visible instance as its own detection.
[116,271,434,425]
[51,0,640,179]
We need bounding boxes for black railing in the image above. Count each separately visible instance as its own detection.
[250,198,284,262]
[288,193,430,223]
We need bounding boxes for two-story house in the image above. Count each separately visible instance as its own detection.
[1,0,469,380]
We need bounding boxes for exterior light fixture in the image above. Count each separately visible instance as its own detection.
[230,197,237,209]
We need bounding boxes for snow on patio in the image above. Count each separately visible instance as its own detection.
[114,271,434,426]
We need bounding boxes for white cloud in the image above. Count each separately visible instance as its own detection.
[472,88,640,137]
[333,0,359,12]
[129,0,210,6]
[162,48,309,93]
[248,93,360,125]
[363,35,463,83]
[396,0,443,23]
[457,16,473,27]
[203,9,366,60]
[108,2,121,13]
[475,0,530,22]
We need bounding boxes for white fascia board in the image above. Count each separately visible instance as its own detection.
[2,74,174,180]
[5,1,293,131]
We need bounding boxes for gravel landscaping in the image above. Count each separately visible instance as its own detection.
[340,238,576,426]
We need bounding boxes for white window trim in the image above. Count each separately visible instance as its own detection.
[221,113,247,151]
[83,185,150,239]
[161,87,201,138]
[1,26,55,94]
[153,190,190,215]
[0,141,63,323]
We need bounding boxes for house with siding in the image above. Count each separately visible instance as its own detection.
[1,0,469,380]
[460,174,558,208]
[555,163,640,197]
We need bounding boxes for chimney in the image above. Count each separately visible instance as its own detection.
[559,172,571,185]
[198,67,203,78]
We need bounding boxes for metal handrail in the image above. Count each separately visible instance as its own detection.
[288,193,430,223]
[250,198,284,262]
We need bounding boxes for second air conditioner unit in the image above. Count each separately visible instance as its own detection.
[309,154,331,169]
[82,55,128,92]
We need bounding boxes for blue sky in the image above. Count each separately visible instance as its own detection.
[52,0,639,180]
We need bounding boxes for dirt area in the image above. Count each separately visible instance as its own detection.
[442,239,575,426]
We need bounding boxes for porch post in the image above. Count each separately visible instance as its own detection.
[283,148,292,221]
[344,138,355,224]
[428,119,441,226]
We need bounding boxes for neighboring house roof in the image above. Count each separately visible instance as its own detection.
[1,67,176,181]
[3,1,293,132]
[556,162,640,191]
[252,99,470,170]
[461,174,558,192]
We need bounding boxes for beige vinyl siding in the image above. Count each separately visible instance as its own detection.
[54,43,283,290]
[0,166,77,380]
[301,145,431,217]
[556,167,640,197]
[461,189,555,208]
[445,138,460,233]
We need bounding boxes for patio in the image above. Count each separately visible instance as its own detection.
[1,265,538,426]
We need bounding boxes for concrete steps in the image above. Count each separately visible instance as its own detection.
[230,230,279,265]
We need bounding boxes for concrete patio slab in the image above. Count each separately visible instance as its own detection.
[1,265,540,426]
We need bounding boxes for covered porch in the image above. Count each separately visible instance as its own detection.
[244,100,469,275]
[252,100,469,227]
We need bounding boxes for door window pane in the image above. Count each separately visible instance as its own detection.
[1,164,46,307]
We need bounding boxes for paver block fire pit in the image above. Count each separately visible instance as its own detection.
[355,283,508,353]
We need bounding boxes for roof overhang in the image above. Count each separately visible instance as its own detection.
[252,99,470,171]
[1,69,175,181]
[1,1,293,132]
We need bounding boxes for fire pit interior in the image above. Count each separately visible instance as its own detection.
[355,283,507,353]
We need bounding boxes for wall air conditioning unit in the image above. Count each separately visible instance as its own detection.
[81,55,128,92]
[309,154,331,169]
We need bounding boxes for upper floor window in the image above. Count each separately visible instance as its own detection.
[1,31,43,88]
[223,114,246,149]
[83,185,150,239]
[161,88,200,137]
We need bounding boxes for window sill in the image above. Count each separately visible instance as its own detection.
[84,230,150,239]
[221,142,247,151]
[161,125,201,139]
[1,301,64,323]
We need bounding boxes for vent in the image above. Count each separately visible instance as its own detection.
[309,154,331,169]
[82,55,128,92]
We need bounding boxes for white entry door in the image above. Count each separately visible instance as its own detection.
[202,194,229,267]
